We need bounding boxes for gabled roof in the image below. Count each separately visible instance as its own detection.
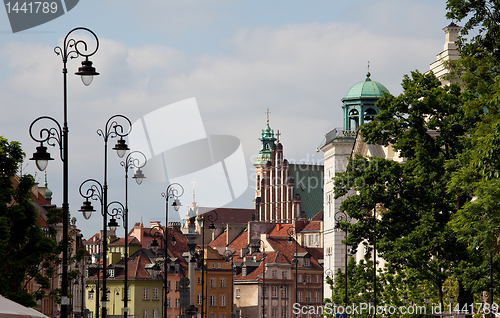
[109,236,141,246]
[106,249,160,281]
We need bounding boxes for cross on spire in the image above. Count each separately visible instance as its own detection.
[266,108,271,123]
[275,129,281,142]
[191,178,197,201]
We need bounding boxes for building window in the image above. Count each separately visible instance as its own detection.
[281,286,288,298]
[122,287,130,301]
[272,308,278,318]
[175,298,180,308]
[220,278,226,288]
[167,280,171,291]
[88,291,94,300]
[166,298,171,308]
[210,314,216,318]
[197,294,202,305]
[271,286,278,298]
[263,286,268,298]
[298,291,302,302]
[272,269,277,279]
[298,274,302,283]
[217,262,221,269]
[108,269,114,277]
[210,278,216,288]
[315,234,320,246]
[281,271,287,279]
[306,291,311,303]
[210,295,216,306]
[220,314,226,318]
[304,258,311,267]
[198,276,202,284]
[309,235,313,246]
[316,275,320,283]
[153,309,158,318]
[212,262,216,269]
[143,288,149,300]
[143,309,148,318]
[236,289,240,299]
[220,295,226,306]
[153,288,159,300]
[315,292,320,303]
[306,275,311,283]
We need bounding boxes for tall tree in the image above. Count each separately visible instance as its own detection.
[334,71,476,307]
[0,136,59,307]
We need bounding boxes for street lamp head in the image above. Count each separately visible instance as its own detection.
[75,57,99,86]
[113,138,129,158]
[209,222,216,233]
[424,295,430,305]
[335,221,341,232]
[30,143,54,171]
[132,168,146,185]
[79,199,95,220]
[108,217,119,232]
[151,238,159,253]
[172,198,182,211]
[287,236,293,245]
[402,294,408,305]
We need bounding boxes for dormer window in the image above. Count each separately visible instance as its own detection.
[304,258,311,267]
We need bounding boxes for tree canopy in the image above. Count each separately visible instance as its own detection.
[0,136,59,307]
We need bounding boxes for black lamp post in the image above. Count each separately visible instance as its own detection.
[334,210,353,308]
[28,27,99,318]
[150,224,178,318]
[79,177,126,318]
[149,183,183,318]
[78,114,131,318]
[108,150,146,318]
[249,240,266,318]
[287,226,297,309]
[223,250,235,318]
[362,203,377,318]
[199,211,218,318]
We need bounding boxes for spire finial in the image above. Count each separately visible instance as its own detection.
[275,130,281,142]
[191,178,197,202]
[266,108,271,123]
[367,61,371,78]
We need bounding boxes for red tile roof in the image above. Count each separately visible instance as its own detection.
[301,221,321,232]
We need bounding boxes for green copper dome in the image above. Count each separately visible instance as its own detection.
[342,72,389,101]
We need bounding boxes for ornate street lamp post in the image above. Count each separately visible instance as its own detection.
[149,183,183,318]
[335,210,356,307]
[78,115,131,318]
[29,27,99,318]
[287,226,297,308]
[150,224,177,318]
[107,150,147,318]
[199,211,218,318]
[248,240,267,318]
[223,250,235,318]
[79,178,125,318]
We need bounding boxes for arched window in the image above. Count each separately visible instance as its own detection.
[364,108,377,122]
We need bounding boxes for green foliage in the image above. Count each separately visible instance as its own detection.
[0,137,59,307]
[333,71,477,307]
[446,0,500,61]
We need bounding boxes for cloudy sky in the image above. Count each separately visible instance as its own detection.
[0,0,452,238]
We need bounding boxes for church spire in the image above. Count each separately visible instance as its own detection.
[255,109,276,165]
[44,171,53,204]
